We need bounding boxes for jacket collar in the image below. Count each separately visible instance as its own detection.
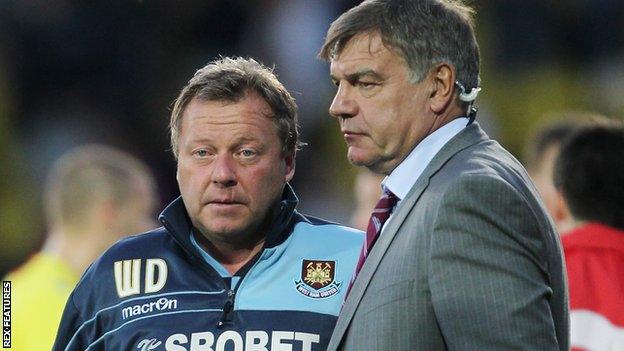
[158,183,300,262]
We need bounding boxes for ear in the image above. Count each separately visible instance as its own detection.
[96,199,118,229]
[554,188,582,235]
[554,189,573,224]
[283,151,296,182]
[429,63,456,114]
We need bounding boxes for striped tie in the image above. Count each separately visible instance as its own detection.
[346,190,398,298]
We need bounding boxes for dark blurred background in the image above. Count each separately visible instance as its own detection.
[2,0,623,276]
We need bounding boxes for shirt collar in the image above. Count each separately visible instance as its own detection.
[383,117,469,200]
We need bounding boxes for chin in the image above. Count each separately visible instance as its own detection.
[347,150,368,166]
[193,216,240,236]
[208,222,246,236]
[347,150,377,168]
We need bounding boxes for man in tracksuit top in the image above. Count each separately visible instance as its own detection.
[53,57,363,351]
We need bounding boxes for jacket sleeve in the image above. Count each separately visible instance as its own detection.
[429,175,563,350]
[52,292,85,351]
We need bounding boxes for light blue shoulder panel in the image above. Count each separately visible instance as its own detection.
[235,221,363,316]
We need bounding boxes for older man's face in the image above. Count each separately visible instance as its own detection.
[329,32,436,175]
[176,93,294,244]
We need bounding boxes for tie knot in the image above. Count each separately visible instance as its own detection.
[375,190,398,211]
[383,189,398,200]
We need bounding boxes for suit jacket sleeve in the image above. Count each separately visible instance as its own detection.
[429,174,560,350]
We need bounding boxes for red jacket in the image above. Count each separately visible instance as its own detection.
[563,223,624,351]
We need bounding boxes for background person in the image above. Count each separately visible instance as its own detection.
[53,57,362,350]
[524,112,607,235]
[350,169,385,231]
[553,121,624,350]
[319,1,568,350]
[4,144,157,351]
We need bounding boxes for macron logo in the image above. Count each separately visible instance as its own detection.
[122,297,178,320]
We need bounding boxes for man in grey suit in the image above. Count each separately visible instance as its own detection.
[318,0,569,350]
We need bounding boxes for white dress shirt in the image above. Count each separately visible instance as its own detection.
[381,117,469,230]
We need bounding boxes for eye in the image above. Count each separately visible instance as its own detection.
[357,81,377,89]
[239,149,257,158]
[193,149,208,158]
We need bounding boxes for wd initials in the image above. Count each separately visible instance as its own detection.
[114,258,168,298]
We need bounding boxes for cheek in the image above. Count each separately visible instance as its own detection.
[177,165,207,198]
[360,99,395,135]
[244,164,285,199]
[176,165,191,191]
[362,115,393,148]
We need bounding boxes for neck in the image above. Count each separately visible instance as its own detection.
[195,231,266,275]
[195,200,282,275]
[431,106,465,132]
[559,218,587,236]
[42,229,103,276]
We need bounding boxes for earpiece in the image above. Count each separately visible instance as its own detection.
[455,81,481,123]
[455,81,481,102]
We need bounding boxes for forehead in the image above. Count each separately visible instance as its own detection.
[330,32,407,76]
[180,94,278,140]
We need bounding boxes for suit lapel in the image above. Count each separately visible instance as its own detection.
[329,123,490,349]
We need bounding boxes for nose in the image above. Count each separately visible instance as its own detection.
[210,154,237,188]
[329,84,358,119]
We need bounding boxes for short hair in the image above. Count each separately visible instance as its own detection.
[319,0,480,91]
[44,145,155,232]
[524,112,610,173]
[169,57,301,159]
[553,120,624,230]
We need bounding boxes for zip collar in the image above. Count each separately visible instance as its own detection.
[158,183,300,265]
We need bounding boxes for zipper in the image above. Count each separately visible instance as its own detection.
[215,249,266,328]
[217,289,235,328]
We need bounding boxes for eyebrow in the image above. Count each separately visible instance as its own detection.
[231,135,262,145]
[188,135,260,145]
[331,69,384,83]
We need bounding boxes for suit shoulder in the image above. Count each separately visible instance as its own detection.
[442,172,526,203]
[436,140,539,197]
[450,141,525,175]
[435,168,558,252]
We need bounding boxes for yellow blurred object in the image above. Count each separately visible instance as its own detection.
[4,253,78,351]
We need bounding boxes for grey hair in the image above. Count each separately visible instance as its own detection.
[319,0,480,91]
[169,57,302,159]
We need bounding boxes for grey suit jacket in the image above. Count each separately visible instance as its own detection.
[328,123,569,350]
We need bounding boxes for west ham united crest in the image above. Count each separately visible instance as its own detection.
[294,260,341,298]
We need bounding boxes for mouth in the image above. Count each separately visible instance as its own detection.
[204,197,244,206]
[205,201,244,213]
[208,199,241,205]
[342,130,366,141]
